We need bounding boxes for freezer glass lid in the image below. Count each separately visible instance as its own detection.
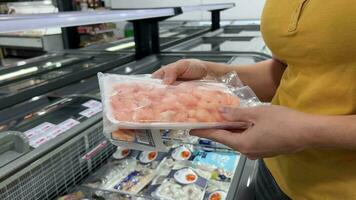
[184,20,233,26]
[124,54,234,74]
[99,41,136,51]
[170,37,267,53]
[164,27,205,38]
[0,53,119,96]
[0,55,88,85]
[104,37,178,52]
[219,31,262,37]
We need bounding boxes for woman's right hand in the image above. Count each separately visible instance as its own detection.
[152,59,209,84]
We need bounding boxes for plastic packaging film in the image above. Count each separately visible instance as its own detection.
[98,72,261,151]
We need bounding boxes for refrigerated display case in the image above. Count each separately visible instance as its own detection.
[48,52,265,200]
[75,146,246,200]
[83,26,210,53]
[0,51,265,200]
[0,51,134,110]
[0,94,112,200]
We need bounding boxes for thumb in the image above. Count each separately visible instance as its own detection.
[190,129,244,149]
[219,107,258,122]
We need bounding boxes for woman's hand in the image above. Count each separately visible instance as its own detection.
[190,105,315,160]
[152,59,209,84]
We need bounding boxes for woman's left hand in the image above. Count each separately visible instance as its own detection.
[190,105,315,160]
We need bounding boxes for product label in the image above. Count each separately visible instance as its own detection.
[82,100,102,109]
[110,129,170,152]
[79,107,102,118]
[24,122,56,139]
[193,151,240,173]
[29,136,48,148]
[24,129,38,139]
[45,126,64,139]
[57,118,80,132]
[24,119,80,148]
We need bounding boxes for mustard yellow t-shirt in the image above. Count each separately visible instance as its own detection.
[261,0,356,199]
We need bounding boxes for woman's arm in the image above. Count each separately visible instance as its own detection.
[191,106,356,160]
[202,58,287,102]
[310,115,356,149]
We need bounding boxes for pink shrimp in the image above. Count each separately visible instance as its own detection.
[132,108,155,122]
[109,81,241,123]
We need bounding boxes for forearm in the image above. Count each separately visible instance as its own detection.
[202,58,287,102]
[305,115,356,149]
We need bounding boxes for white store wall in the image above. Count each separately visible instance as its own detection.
[108,0,265,20]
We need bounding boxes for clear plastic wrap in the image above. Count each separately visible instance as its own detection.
[98,72,261,151]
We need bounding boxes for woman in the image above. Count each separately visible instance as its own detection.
[152,1,356,199]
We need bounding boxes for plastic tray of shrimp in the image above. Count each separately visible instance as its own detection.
[98,72,260,130]
[97,72,261,151]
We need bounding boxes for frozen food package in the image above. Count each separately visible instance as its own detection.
[81,151,169,197]
[98,72,260,129]
[148,167,209,200]
[98,72,261,151]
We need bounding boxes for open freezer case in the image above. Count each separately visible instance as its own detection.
[70,141,246,200]
[0,51,134,110]
[50,53,267,200]
[0,52,266,200]
[0,94,113,200]
[82,26,210,53]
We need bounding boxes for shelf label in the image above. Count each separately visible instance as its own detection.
[24,122,55,139]
[57,118,80,132]
[24,119,80,148]
[29,136,48,148]
[82,100,102,109]
[79,107,102,118]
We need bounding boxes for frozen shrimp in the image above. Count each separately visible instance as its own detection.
[110,81,240,123]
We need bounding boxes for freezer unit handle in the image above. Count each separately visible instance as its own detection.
[0,131,30,167]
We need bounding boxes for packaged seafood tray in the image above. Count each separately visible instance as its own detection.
[98,72,261,151]
[76,141,244,200]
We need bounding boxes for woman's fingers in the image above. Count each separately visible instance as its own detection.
[152,59,208,84]
[152,63,183,84]
[219,107,258,122]
[162,67,179,84]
